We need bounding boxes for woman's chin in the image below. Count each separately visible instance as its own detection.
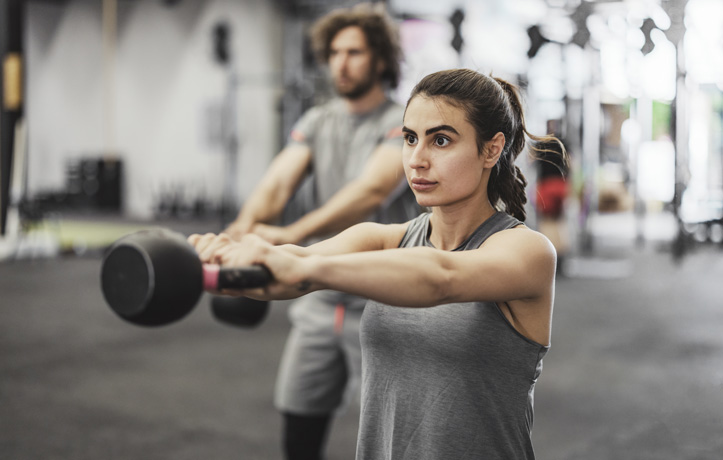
[414,198,438,209]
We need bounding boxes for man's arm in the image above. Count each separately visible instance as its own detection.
[255,141,405,244]
[225,143,312,239]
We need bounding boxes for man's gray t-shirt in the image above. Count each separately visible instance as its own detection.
[290,97,419,307]
[357,212,549,460]
[290,98,418,230]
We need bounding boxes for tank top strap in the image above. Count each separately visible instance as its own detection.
[460,211,523,251]
[398,212,522,251]
[398,212,432,248]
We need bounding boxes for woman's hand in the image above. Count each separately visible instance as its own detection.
[187,232,317,299]
[188,232,239,265]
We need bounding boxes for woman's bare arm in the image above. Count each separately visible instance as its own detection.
[300,227,556,307]
[188,221,409,300]
[189,224,554,311]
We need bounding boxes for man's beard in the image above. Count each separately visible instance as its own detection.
[334,67,378,100]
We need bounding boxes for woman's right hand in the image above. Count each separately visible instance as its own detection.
[187,232,317,299]
[188,232,239,265]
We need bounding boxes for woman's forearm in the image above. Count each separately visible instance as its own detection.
[305,247,455,307]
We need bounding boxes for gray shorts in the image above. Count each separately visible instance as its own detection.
[274,290,365,415]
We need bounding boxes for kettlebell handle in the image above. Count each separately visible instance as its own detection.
[203,264,273,291]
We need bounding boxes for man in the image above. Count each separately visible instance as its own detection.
[223,4,418,459]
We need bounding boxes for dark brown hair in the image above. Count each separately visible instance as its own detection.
[310,2,402,89]
[407,69,567,221]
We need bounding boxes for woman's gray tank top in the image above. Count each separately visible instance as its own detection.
[356,211,549,460]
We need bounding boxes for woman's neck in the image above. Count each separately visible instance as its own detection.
[428,200,498,251]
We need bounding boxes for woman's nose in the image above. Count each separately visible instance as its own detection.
[406,145,429,169]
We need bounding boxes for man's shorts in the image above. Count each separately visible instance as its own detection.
[274,290,365,415]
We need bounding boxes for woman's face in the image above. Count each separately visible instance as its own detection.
[402,95,489,209]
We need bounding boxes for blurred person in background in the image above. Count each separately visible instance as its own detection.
[534,119,570,275]
[223,4,418,459]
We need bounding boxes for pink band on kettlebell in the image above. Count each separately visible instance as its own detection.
[203,264,220,291]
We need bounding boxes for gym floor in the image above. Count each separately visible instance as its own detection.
[1,215,722,460]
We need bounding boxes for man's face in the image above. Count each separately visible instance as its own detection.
[328,26,380,100]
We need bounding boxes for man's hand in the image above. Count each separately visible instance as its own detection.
[223,144,313,242]
[223,220,253,241]
[222,220,302,245]
[250,223,302,245]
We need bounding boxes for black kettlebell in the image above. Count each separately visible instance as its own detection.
[210,295,270,328]
[100,228,271,327]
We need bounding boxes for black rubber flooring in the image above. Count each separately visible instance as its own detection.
[1,226,722,459]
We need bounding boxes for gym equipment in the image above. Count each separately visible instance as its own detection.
[210,295,269,328]
[100,228,271,327]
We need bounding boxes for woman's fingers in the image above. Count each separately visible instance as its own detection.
[188,233,212,258]
[189,232,313,300]
[187,233,201,246]
[187,232,234,263]
[188,232,271,268]
[219,235,269,267]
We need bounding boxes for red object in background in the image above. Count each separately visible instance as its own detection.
[536,177,568,219]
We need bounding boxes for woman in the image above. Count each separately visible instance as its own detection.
[190,68,565,460]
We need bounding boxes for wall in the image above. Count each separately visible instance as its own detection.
[25,0,284,218]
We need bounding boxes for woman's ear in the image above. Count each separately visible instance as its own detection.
[483,132,505,168]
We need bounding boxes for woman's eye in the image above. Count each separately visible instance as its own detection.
[405,134,417,145]
[434,136,450,147]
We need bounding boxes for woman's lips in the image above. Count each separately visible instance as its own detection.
[410,178,437,192]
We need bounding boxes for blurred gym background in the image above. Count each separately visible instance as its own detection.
[1,0,721,459]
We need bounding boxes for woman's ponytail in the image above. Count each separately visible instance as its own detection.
[489,77,530,221]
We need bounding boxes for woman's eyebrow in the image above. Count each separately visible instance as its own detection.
[425,125,459,136]
[402,125,459,136]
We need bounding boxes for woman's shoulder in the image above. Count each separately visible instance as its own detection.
[483,224,557,267]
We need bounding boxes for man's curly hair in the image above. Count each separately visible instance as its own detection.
[310,3,402,89]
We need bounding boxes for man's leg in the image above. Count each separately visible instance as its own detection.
[275,295,348,460]
[282,412,332,460]
[282,303,365,460]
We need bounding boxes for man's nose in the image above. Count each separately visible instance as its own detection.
[331,52,348,71]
